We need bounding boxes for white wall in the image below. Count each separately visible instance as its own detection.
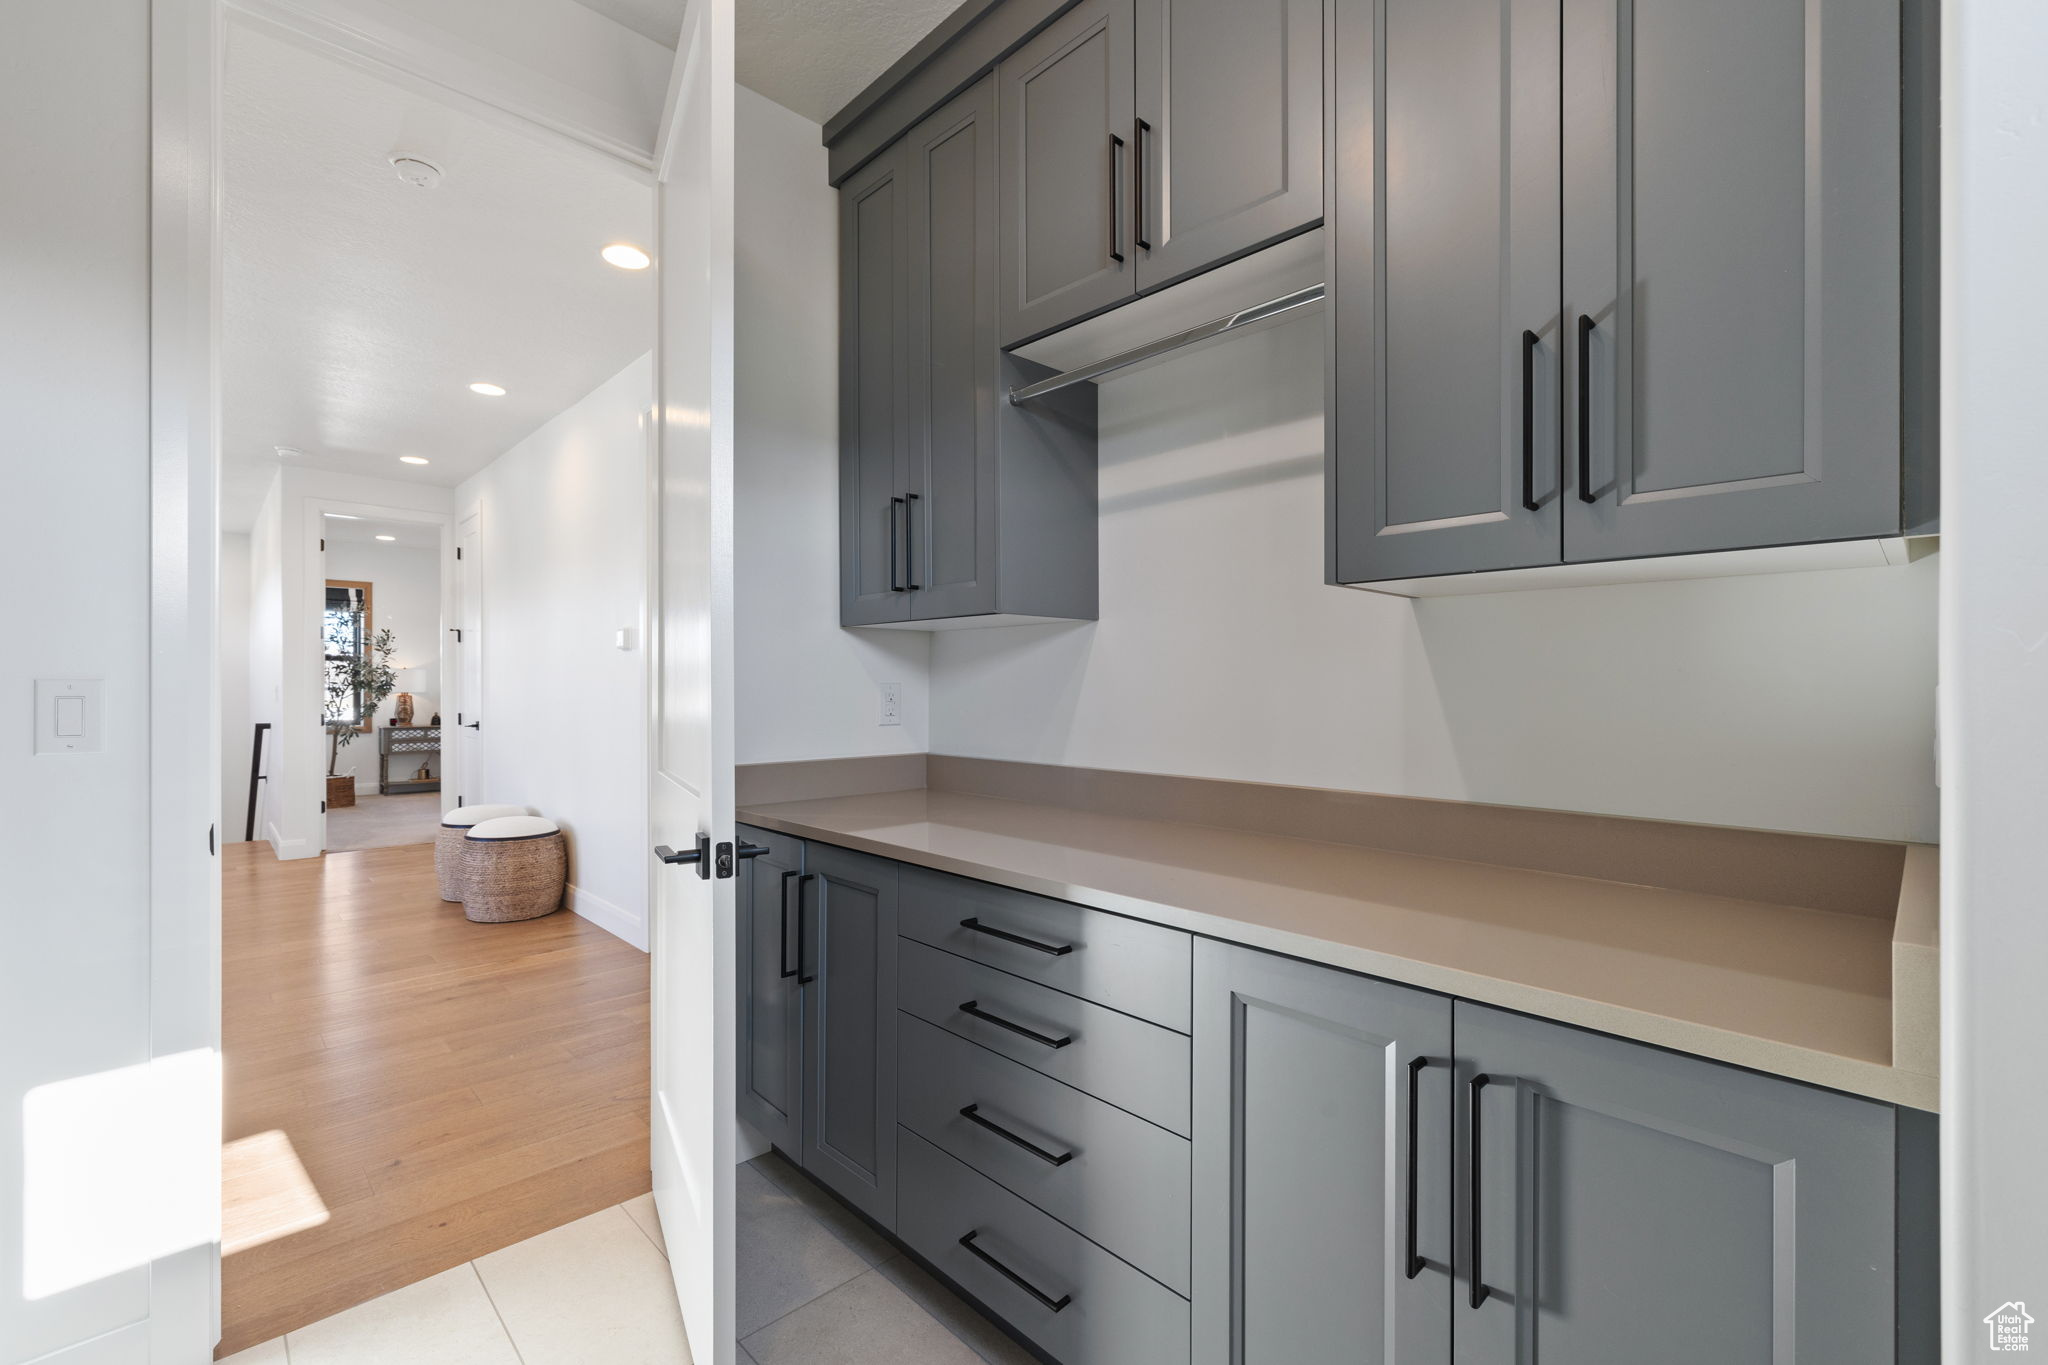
[221,533,254,838]
[324,541,443,792]
[455,355,651,948]
[734,85,931,764]
[931,316,1939,842]
[246,474,286,849]
[1942,0,2048,1345]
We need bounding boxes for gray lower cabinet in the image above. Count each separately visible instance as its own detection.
[997,0,1136,346]
[1329,0,1913,586]
[1133,0,1323,293]
[899,1130,1191,1365]
[799,842,899,1229]
[735,824,803,1157]
[1191,939,1454,1365]
[1454,1001,1900,1364]
[842,76,1100,629]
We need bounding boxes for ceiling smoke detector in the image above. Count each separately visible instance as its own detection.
[389,155,444,189]
[274,445,304,459]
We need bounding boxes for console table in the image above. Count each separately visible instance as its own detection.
[378,725,441,795]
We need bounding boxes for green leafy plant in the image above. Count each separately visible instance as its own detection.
[324,618,398,777]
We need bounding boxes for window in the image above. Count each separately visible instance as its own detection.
[323,580,373,732]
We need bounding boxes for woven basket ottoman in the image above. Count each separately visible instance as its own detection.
[462,816,566,923]
[435,803,528,902]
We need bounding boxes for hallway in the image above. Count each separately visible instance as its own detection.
[219,840,651,1356]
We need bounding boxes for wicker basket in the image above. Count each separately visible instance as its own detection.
[462,817,566,924]
[435,803,528,902]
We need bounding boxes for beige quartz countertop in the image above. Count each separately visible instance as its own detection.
[740,786,1936,1110]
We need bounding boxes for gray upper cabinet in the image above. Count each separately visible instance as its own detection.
[735,825,803,1157]
[1561,0,1902,561]
[1191,940,1454,1365]
[1455,1002,1898,1364]
[839,146,911,625]
[997,0,1136,346]
[1327,0,1564,584]
[800,842,899,1229]
[1133,0,1323,293]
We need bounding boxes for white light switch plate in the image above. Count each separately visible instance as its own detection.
[36,679,103,755]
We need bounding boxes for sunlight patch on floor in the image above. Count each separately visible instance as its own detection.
[223,1128,331,1256]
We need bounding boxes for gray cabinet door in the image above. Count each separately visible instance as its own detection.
[800,843,899,1229]
[839,145,912,625]
[735,825,802,1156]
[1133,0,1322,293]
[1454,1003,1897,1365]
[1327,0,1564,585]
[904,78,1001,620]
[997,0,1135,346]
[1191,940,1453,1365]
[1561,0,1901,559]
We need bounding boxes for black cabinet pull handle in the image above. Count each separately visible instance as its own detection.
[960,916,1074,956]
[888,496,906,591]
[1406,1056,1432,1279]
[1575,315,1597,504]
[796,874,817,984]
[905,491,921,590]
[1109,133,1126,265]
[1520,329,1541,513]
[959,999,1072,1050]
[959,1230,1072,1312]
[1468,1073,1492,1308]
[960,1103,1075,1166]
[1134,118,1152,251]
[778,870,800,979]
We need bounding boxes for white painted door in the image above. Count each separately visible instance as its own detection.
[648,1,738,1361]
[451,511,482,808]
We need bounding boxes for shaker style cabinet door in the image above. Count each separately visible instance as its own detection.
[1191,940,1454,1365]
[1327,0,1564,585]
[1561,0,1902,559]
[997,0,1136,345]
[1133,0,1322,293]
[1453,1003,1898,1365]
[903,77,1001,621]
[839,145,913,625]
[735,825,803,1156]
[799,843,900,1229]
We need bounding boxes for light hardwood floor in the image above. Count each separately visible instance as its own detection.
[218,840,651,1358]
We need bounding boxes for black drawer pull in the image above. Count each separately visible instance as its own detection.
[778,870,800,979]
[959,999,1073,1050]
[960,1103,1075,1166]
[1468,1073,1492,1309]
[1406,1055,1431,1279]
[960,1230,1072,1312]
[960,916,1074,956]
[1576,315,1597,504]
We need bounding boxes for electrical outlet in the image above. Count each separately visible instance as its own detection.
[880,684,901,726]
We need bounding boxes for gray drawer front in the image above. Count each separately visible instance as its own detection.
[900,938,1192,1136]
[899,1131,1191,1365]
[899,1013,1191,1295]
[901,864,1192,1031]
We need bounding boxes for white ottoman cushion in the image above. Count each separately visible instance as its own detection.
[466,815,561,841]
[442,803,527,829]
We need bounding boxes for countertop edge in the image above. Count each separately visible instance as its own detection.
[739,806,1939,1113]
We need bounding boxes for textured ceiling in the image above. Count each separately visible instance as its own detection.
[220,25,654,530]
[569,0,685,47]
[737,0,963,123]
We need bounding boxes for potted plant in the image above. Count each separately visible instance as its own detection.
[324,618,397,810]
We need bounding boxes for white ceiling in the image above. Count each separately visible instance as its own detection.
[569,0,685,47]
[736,0,963,124]
[220,24,655,530]
[319,514,439,548]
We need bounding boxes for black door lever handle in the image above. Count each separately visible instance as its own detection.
[655,832,713,879]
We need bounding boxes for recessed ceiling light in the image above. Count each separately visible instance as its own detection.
[468,382,506,397]
[399,455,430,465]
[375,534,397,542]
[601,243,651,270]
[323,513,360,520]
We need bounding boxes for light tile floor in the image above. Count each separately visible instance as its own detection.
[220,1154,1035,1365]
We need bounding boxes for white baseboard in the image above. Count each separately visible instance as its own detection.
[566,882,647,953]
[266,823,315,861]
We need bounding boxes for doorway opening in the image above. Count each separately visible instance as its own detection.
[211,15,662,1355]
